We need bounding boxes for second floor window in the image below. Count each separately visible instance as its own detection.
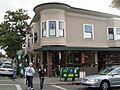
[116,28,120,40]
[42,22,46,37]
[83,24,94,39]
[59,21,64,37]
[108,28,114,40]
[34,32,37,43]
[49,21,56,36]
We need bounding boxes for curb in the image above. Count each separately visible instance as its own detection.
[44,82,81,85]
[56,82,81,85]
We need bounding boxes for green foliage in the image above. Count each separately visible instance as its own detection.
[0,9,30,58]
[0,52,5,58]
[111,0,120,9]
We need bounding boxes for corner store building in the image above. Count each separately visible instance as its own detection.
[25,3,120,76]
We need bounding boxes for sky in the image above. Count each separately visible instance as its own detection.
[0,0,120,24]
[0,0,120,54]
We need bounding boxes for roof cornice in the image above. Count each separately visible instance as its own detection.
[30,2,120,25]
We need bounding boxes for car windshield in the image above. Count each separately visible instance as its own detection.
[98,67,114,75]
[1,63,12,68]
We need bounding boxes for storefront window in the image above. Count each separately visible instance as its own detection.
[67,51,74,67]
[84,51,95,67]
[66,51,95,67]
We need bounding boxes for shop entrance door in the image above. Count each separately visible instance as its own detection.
[52,51,59,70]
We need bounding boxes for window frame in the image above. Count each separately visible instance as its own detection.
[83,24,94,39]
[49,21,56,37]
[59,21,64,37]
[42,22,47,37]
[34,32,38,43]
[116,27,120,40]
[107,27,114,40]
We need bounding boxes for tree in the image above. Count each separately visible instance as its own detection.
[0,52,5,58]
[0,9,30,59]
[111,0,120,9]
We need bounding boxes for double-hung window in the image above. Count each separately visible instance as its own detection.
[34,32,37,43]
[108,28,114,40]
[59,21,64,37]
[49,21,56,37]
[116,28,120,40]
[83,24,94,39]
[42,22,46,37]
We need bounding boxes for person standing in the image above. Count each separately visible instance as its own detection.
[19,61,24,78]
[25,62,35,90]
[38,64,46,89]
[12,60,17,80]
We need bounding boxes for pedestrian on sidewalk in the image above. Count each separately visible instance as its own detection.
[25,62,35,90]
[38,64,46,89]
[12,60,17,80]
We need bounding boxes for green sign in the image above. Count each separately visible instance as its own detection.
[61,67,80,79]
[61,67,68,78]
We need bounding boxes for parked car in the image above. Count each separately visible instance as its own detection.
[0,62,13,76]
[81,65,120,90]
[0,62,3,67]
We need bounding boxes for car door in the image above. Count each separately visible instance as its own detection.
[110,68,120,86]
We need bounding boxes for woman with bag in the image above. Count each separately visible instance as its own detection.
[25,62,35,90]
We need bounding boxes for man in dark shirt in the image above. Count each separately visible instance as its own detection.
[38,64,46,89]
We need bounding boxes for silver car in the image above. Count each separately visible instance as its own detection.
[81,66,120,90]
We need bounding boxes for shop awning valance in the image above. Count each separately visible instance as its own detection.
[35,46,120,51]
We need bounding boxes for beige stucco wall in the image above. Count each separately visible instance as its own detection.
[25,34,32,53]
[28,8,120,49]
[40,9,66,21]
[40,9,67,46]
[107,18,120,27]
[66,13,108,47]
[31,23,40,49]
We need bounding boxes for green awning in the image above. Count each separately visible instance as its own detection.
[35,46,120,51]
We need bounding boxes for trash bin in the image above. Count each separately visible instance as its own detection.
[61,67,68,81]
[68,67,75,81]
[74,67,80,79]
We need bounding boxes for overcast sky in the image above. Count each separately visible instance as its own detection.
[0,0,120,24]
[0,0,120,54]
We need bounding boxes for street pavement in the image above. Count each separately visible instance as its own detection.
[0,74,120,90]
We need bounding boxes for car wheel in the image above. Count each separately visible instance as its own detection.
[100,81,110,90]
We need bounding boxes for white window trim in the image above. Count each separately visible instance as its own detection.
[83,24,94,39]
[49,21,56,37]
[107,27,114,40]
[41,21,47,38]
[114,27,117,40]
[115,27,120,40]
[107,27,120,40]
[33,31,38,43]
[41,20,65,38]
[59,21,65,37]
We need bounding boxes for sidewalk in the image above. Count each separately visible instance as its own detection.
[16,73,81,85]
